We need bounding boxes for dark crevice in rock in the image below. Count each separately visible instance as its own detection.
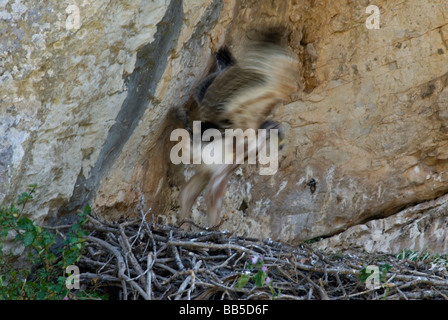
[145,0,225,216]
[56,0,184,219]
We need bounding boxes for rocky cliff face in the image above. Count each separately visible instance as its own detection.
[1,0,447,253]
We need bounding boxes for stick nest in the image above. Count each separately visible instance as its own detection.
[77,211,448,300]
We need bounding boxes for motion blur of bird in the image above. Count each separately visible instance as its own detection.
[196,32,297,131]
[178,30,297,228]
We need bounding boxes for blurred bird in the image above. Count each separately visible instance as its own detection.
[178,120,285,228]
[179,31,296,228]
[196,33,297,131]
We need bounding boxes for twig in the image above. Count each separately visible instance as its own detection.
[147,253,154,300]
[85,235,150,300]
[167,240,256,255]
[119,225,145,284]
[432,286,448,300]
[173,260,202,300]
[396,287,408,300]
[72,215,448,301]
[170,230,186,271]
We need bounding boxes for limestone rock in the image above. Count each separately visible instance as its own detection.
[1,0,448,254]
[314,194,448,254]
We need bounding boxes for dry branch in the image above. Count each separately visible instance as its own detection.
[68,213,448,300]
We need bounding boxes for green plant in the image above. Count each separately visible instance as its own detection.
[0,185,99,300]
[396,249,448,272]
[358,263,392,298]
[236,256,280,299]
[358,263,391,285]
[304,237,323,245]
[397,249,446,262]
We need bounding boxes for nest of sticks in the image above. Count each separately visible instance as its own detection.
[77,210,448,300]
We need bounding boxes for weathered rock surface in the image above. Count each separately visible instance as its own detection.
[314,194,448,254]
[1,0,448,253]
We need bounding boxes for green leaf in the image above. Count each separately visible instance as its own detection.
[8,204,19,217]
[254,270,267,288]
[83,204,91,216]
[236,274,250,289]
[17,192,32,206]
[71,223,81,233]
[77,205,90,226]
[65,235,79,245]
[379,263,392,281]
[1,228,10,238]
[358,266,375,283]
[63,248,81,266]
[17,217,34,231]
[23,231,36,247]
[41,231,56,247]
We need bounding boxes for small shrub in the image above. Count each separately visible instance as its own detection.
[396,249,448,272]
[236,255,280,299]
[0,184,100,300]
